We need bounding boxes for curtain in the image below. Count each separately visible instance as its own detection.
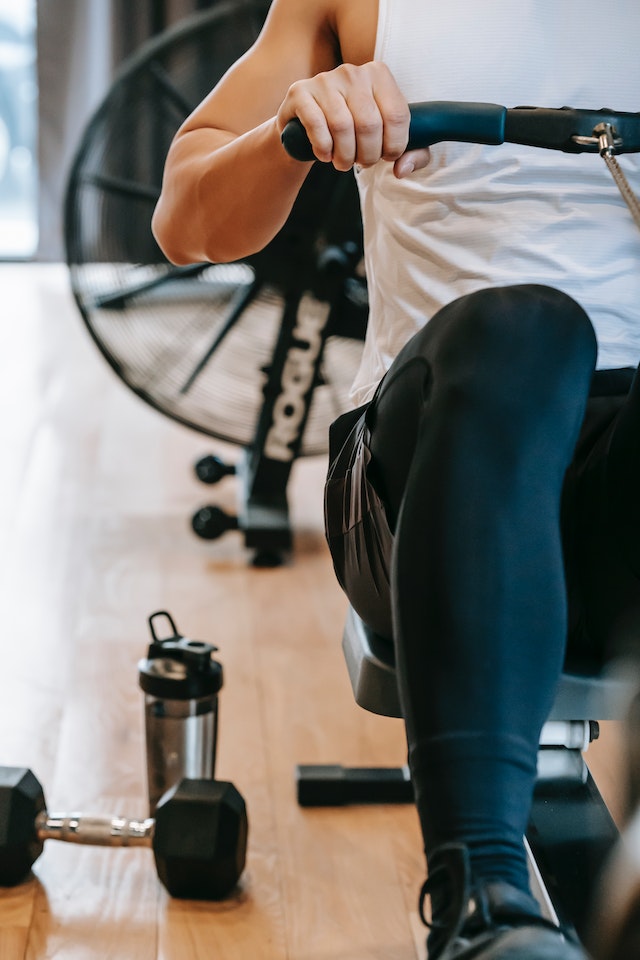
[36,0,211,260]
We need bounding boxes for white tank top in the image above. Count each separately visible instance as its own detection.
[350,0,640,405]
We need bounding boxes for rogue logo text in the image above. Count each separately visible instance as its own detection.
[264,303,327,462]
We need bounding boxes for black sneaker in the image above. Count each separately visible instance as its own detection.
[420,844,588,959]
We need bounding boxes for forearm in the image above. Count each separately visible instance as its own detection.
[152,117,311,266]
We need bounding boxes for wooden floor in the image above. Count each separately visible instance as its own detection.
[0,264,626,959]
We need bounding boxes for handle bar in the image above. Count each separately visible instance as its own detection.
[282,101,640,162]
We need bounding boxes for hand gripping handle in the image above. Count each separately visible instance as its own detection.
[281,101,506,161]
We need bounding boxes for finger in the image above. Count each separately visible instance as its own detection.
[394,147,431,179]
[319,91,360,171]
[370,67,411,160]
[379,104,411,160]
[343,91,384,167]
[279,94,334,163]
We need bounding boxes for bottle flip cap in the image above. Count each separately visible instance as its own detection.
[138,611,223,700]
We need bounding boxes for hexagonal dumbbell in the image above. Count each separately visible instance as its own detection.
[0,767,248,900]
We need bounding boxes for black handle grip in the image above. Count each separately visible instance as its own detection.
[281,118,316,161]
[407,101,507,150]
[281,101,507,161]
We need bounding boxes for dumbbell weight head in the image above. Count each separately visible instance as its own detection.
[154,778,248,900]
[0,767,46,885]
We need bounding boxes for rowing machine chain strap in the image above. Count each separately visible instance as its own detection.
[580,122,640,232]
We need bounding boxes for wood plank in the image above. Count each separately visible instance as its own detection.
[0,885,36,960]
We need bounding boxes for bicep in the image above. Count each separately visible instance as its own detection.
[176,0,340,142]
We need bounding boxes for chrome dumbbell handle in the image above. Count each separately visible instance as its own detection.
[34,811,155,847]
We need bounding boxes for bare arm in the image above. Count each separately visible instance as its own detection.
[151,0,429,265]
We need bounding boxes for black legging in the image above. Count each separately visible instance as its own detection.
[347,284,640,891]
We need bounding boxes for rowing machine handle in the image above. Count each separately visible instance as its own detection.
[282,101,507,161]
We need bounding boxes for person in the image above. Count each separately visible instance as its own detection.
[152,2,640,957]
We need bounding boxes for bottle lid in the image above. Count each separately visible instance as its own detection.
[137,611,223,699]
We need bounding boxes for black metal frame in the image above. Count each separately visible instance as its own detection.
[191,161,366,563]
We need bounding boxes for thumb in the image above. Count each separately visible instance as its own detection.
[393,147,431,179]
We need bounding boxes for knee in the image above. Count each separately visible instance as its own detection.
[425,285,597,441]
[435,285,596,400]
[455,284,594,360]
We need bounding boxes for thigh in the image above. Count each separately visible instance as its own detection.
[325,283,596,638]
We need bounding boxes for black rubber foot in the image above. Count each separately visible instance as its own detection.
[191,505,239,540]
[251,550,284,568]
